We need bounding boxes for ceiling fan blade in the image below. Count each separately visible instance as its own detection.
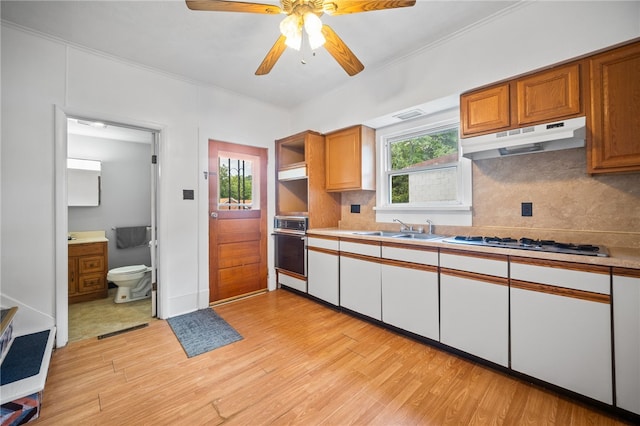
[323,0,415,15]
[255,35,288,75]
[321,25,364,76]
[186,0,282,14]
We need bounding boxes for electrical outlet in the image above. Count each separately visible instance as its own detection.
[350,204,361,214]
[521,202,533,217]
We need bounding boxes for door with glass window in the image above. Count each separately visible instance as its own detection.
[208,140,268,303]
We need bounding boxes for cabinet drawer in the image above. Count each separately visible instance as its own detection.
[278,271,307,293]
[79,274,105,292]
[79,256,105,274]
[382,244,438,266]
[69,242,105,257]
[307,236,339,251]
[510,258,609,294]
[340,240,380,258]
[440,251,508,277]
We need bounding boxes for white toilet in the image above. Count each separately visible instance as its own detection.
[107,265,152,303]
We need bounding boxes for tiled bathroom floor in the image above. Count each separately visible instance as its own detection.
[68,288,154,342]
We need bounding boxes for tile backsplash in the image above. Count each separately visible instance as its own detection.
[338,148,640,249]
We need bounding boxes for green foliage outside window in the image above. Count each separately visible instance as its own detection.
[389,127,459,204]
[219,159,253,208]
[390,129,458,170]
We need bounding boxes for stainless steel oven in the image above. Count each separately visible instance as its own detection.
[273,216,308,277]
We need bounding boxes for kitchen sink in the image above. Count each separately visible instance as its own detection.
[352,231,445,240]
[393,233,446,240]
[352,231,408,237]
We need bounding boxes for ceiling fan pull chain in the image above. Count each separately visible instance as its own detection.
[300,30,307,65]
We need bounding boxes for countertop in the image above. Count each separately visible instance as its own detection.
[68,230,108,245]
[307,228,640,270]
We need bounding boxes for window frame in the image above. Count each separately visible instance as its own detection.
[374,107,472,227]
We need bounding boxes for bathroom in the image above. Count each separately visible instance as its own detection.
[67,118,157,342]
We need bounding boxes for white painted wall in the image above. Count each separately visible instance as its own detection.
[292,1,640,133]
[1,25,290,341]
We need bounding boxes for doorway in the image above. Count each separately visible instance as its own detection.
[208,140,268,303]
[54,107,160,346]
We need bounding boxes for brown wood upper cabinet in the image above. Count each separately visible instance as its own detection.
[325,125,376,191]
[516,63,582,125]
[588,41,640,174]
[461,62,583,138]
[460,84,510,136]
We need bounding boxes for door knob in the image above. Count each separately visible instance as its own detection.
[210,212,218,218]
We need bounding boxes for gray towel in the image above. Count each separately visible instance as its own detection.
[116,226,148,249]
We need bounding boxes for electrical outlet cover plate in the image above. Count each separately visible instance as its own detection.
[522,202,533,217]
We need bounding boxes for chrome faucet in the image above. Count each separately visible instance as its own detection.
[393,218,413,232]
[426,219,434,235]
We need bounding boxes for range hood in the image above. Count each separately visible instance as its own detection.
[461,116,586,160]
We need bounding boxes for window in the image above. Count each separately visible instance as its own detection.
[218,154,255,210]
[388,125,459,204]
[374,106,472,227]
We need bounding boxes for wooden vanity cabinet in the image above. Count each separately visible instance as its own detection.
[588,40,640,174]
[68,241,108,304]
[325,125,375,191]
[461,62,584,138]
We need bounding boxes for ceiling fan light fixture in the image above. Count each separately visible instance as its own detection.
[303,12,325,49]
[280,15,302,50]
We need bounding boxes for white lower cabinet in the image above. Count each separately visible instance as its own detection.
[613,268,640,415]
[440,250,509,367]
[307,237,340,305]
[381,244,439,340]
[277,270,307,293]
[510,258,612,404]
[339,239,381,320]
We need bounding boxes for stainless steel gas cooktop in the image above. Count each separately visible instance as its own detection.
[443,236,609,257]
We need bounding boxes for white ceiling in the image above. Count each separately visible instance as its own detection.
[1,0,520,110]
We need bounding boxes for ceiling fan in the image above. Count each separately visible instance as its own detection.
[186,0,416,76]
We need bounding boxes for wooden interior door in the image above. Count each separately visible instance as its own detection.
[209,140,268,303]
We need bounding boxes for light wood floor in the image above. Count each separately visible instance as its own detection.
[37,289,628,425]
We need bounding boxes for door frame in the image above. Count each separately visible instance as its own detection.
[54,106,162,347]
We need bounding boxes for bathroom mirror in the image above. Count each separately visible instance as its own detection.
[67,158,101,206]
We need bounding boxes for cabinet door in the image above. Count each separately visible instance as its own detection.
[381,263,439,340]
[460,84,510,137]
[440,272,509,367]
[68,257,78,296]
[511,286,612,404]
[510,259,612,404]
[340,255,381,320]
[325,125,375,191]
[307,249,339,305]
[516,63,582,125]
[613,269,640,415]
[589,41,640,173]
